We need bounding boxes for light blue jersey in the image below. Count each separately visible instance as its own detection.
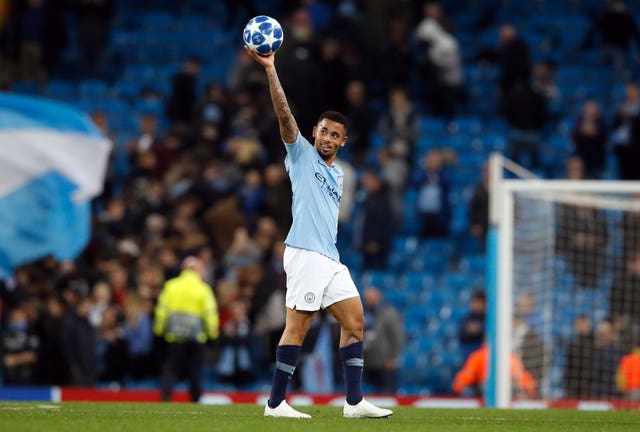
[284,132,343,262]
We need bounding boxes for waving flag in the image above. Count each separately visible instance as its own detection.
[0,93,112,277]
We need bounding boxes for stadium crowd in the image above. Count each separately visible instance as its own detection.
[1,0,640,398]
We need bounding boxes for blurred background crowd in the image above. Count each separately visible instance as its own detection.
[1,0,640,398]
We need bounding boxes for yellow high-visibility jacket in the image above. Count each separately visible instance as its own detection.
[154,270,219,343]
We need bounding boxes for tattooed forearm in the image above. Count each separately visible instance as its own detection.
[266,65,298,143]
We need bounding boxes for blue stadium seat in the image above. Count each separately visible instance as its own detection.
[409,254,449,275]
[399,272,436,292]
[45,80,77,101]
[459,254,486,274]
[79,80,110,100]
[360,270,396,290]
[419,117,448,135]
[448,117,483,135]
[392,235,419,255]
[113,80,142,101]
[10,80,42,95]
[439,272,474,291]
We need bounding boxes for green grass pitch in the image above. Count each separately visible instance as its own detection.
[1,402,639,432]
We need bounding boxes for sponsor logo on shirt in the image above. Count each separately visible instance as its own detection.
[314,172,342,204]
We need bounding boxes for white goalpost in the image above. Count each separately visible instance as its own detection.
[487,153,640,408]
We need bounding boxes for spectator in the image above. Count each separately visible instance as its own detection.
[414,149,452,238]
[166,57,201,127]
[343,79,374,165]
[222,227,262,274]
[276,8,322,136]
[589,318,624,399]
[60,294,97,386]
[35,295,66,385]
[532,61,561,105]
[122,294,154,380]
[354,169,394,270]
[622,194,640,264]
[1,305,39,385]
[609,252,640,327]
[611,83,640,180]
[252,242,287,367]
[452,343,537,398]
[514,293,543,335]
[195,83,230,150]
[556,202,608,289]
[318,38,348,112]
[96,305,129,384]
[497,24,532,96]
[581,0,640,80]
[617,337,640,400]
[72,0,114,78]
[263,163,293,236]
[503,82,548,170]
[238,169,266,226]
[571,100,608,179]
[203,194,247,257]
[377,86,420,169]
[13,0,67,82]
[377,148,408,225]
[512,312,546,386]
[153,256,219,402]
[468,163,489,249]
[128,114,163,180]
[216,299,254,386]
[563,315,594,398]
[414,2,465,120]
[377,16,413,90]
[458,291,486,361]
[362,287,405,394]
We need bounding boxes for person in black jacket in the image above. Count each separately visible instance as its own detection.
[581,0,640,80]
[356,169,394,271]
[497,24,531,96]
[563,314,594,398]
[166,57,201,127]
[503,82,547,169]
[458,291,486,361]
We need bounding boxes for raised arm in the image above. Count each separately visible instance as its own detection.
[244,46,299,143]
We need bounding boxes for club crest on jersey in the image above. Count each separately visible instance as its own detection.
[304,292,316,303]
[337,176,343,189]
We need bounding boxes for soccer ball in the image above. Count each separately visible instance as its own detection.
[242,15,283,56]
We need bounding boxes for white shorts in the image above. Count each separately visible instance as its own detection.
[283,246,359,311]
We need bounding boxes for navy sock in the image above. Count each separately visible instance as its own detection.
[268,345,301,408]
[340,341,364,405]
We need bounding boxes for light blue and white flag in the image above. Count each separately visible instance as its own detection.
[0,93,112,278]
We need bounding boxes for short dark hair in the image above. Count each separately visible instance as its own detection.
[318,110,348,133]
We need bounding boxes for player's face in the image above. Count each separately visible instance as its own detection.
[312,118,347,164]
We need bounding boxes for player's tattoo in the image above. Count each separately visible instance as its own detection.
[344,333,362,345]
[266,66,298,143]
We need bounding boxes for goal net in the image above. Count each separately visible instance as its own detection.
[487,154,640,407]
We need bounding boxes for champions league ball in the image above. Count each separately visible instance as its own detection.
[243,15,283,56]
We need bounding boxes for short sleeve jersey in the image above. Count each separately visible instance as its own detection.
[283,132,343,262]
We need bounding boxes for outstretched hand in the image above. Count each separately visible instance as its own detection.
[244,45,275,68]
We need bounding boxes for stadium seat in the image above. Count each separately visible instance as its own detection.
[419,117,448,135]
[459,254,486,274]
[360,270,396,290]
[79,80,110,100]
[45,80,77,100]
[448,116,483,135]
